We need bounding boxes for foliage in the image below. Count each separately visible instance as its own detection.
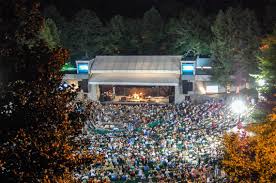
[257,28,276,101]
[101,7,167,55]
[101,15,140,55]
[222,109,276,182]
[251,108,269,122]
[43,5,65,30]
[0,1,96,182]
[69,9,104,58]
[41,5,273,62]
[40,18,61,50]
[102,15,125,54]
[0,0,44,84]
[211,7,260,87]
[43,5,74,63]
[166,9,212,55]
[140,7,165,54]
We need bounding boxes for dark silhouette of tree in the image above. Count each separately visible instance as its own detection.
[40,18,61,50]
[257,27,276,102]
[140,7,165,54]
[211,7,260,89]
[69,9,104,59]
[102,15,141,55]
[101,15,127,54]
[0,1,97,182]
[166,9,212,55]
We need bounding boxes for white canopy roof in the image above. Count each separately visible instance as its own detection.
[89,73,179,86]
[91,55,181,74]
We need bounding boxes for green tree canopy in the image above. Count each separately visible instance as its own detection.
[69,9,104,58]
[166,9,212,55]
[140,7,165,54]
[102,16,142,55]
[257,27,276,101]
[43,5,69,52]
[102,15,128,54]
[43,5,65,29]
[0,0,44,83]
[40,18,61,50]
[211,7,260,87]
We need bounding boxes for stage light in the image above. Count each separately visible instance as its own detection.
[231,100,246,114]
[63,83,68,88]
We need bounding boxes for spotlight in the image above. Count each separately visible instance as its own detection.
[231,100,246,114]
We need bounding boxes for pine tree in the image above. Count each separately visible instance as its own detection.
[166,9,212,55]
[102,15,126,54]
[141,7,164,54]
[257,27,276,101]
[211,8,260,89]
[69,9,104,59]
[40,18,61,50]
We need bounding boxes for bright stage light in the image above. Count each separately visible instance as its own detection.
[183,65,194,71]
[63,83,68,88]
[231,100,247,114]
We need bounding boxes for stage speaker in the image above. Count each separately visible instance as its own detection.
[99,95,104,102]
[188,82,193,91]
[182,80,188,94]
[78,79,88,92]
[169,96,174,103]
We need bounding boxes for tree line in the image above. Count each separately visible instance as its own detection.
[42,5,269,88]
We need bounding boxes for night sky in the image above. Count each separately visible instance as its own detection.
[41,0,275,20]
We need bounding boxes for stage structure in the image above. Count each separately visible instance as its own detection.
[88,56,180,103]
[63,55,242,104]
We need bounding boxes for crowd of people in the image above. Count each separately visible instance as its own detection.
[73,100,245,182]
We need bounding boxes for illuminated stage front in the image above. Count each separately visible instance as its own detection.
[99,85,174,104]
[89,71,179,104]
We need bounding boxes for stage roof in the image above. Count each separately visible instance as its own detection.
[91,55,181,74]
[89,73,179,86]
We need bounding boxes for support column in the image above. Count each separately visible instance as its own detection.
[174,85,179,103]
[88,84,99,101]
[157,86,160,96]
[112,86,116,95]
[112,86,116,99]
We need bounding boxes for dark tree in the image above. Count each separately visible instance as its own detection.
[43,4,65,30]
[140,7,165,54]
[43,5,68,51]
[102,15,127,54]
[166,9,212,55]
[40,18,61,50]
[102,15,141,55]
[211,7,260,89]
[0,1,95,182]
[257,27,276,102]
[69,9,104,58]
